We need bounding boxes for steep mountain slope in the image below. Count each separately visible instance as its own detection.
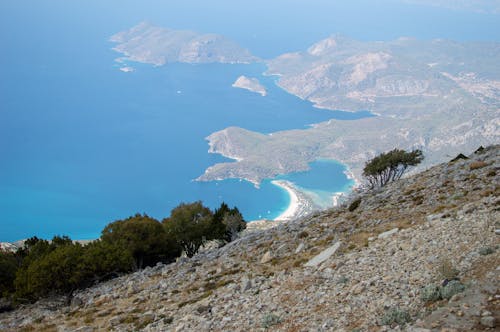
[1,146,498,331]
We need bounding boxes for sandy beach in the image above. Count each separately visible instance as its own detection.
[271,180,315,221]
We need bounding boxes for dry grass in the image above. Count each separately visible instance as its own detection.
[469,161,488,170]
[347,231,372,249]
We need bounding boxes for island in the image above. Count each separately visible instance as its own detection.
[232,76,267,96]
[110,22,258,66]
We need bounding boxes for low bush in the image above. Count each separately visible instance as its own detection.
[420,280,465,303]
[380,308,411,326]
[478,246,495,256]
[261,313,281,329]
[348,198,361,212]
[440,280,465,300]
[420,285,441,302]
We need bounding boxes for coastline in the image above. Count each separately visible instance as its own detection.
[271,180,315,221]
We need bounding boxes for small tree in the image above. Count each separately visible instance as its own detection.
[163,202,223,257]
[214,202,246,242]
[363,148,423,188]
[101,214,178,269]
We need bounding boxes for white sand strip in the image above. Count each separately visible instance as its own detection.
[272,180,300,221]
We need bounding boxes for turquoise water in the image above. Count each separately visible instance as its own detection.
[1,1,498,241]
[277,160,355,207]
[0,57,360,241]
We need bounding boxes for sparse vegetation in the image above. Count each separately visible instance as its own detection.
[469,161,488,170]
[440,280,465,300]
[261,313,282,329]
[449,153,469,162]
[478,246,495,256]
[363,149,423,188]
[348,198,362,211]
[380,308,411,326]
[420,285,442,302]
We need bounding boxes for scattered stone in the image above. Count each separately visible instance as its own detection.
[304,242,341,267]
[350,283,365,295]
[378,228,399,239]
[260,251,273,264]
[241,278,252,292]
[295,242,305,253]
[480,316,496,328]
[481,310,492,317]
[72,327,94,332]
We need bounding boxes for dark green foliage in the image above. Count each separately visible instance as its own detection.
[14,240,85,300]
[163,202,222,257]
[6,200,244,303]
[348,198,361,212]
[474,146,485,154]
[13,236,135,302]
[363,149,423,188]
[102,214,180,269]
[449,153,469,162]
[0,251,19,296]
[80,240,134,282]
[214,202,246,242]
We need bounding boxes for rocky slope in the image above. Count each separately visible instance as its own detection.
[1,146,498,331]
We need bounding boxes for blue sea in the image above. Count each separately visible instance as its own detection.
[1,0,499,241]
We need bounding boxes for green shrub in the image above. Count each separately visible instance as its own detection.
[163,202,224,258]
[348,198,361,212]
[261,313,281,329]
[449,153,468,162]
[420,285,441,302]
[363,149,423,187]
[380,308,411,326]
[440,280,465,300]
[102,214,179,269]
[478,246,495,256]
[0,250,19,296]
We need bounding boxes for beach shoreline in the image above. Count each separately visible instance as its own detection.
[271,180,315,222]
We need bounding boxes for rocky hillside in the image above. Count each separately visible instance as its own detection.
[1,146,498,331]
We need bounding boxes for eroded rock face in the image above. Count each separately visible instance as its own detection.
[1,146,499,331]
